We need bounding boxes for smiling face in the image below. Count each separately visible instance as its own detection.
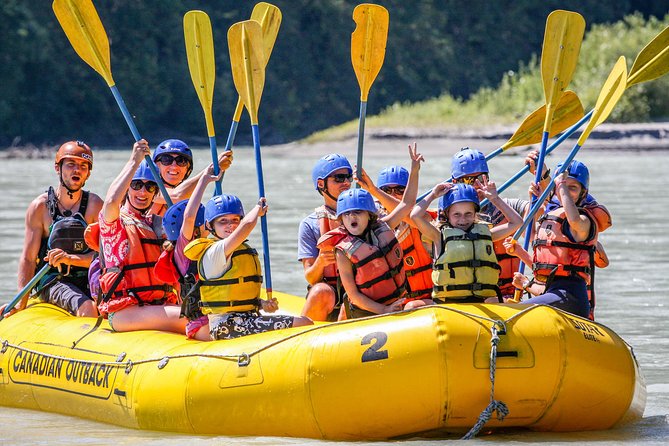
[211,215,241,239]
[155,154,190,186]
[127,180,158,211]
[446,202,477,231]
[56,159,91,191]
[341,210,370,236]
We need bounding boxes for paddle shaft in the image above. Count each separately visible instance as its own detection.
[252,124,273,298]
[355,101,367,187]
[1,264,51,319]
[221,100,244,186]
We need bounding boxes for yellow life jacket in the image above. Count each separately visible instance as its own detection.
[184,238,263,314]
[432,223,501,301]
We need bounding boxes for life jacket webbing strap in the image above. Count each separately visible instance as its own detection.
[200,298,261,309]
[444,233,492,243]
[354,249,386,268]
[434,260,501,271]
[434,283,501,293]
[405,263,432,276]
[200,275,263,287]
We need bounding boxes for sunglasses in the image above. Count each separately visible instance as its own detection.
[329,173,353,183]
[129,180,159,194]
[457,173,488,185]
[156,154,190,167]
[381,186,406,195]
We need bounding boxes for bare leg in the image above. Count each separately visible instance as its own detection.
[293,316,314,327]
[404,299,433,310]
[111,304,187,334]
[192,324,211,341]
[300,283,335,321]
[76,300,99,317]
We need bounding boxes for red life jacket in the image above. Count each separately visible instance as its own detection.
[315,205,340,287]
[579,202,611,320]
[395,221,433,301]
[97,210,177,315]
[318,221,406,304]
[532,207,598,285]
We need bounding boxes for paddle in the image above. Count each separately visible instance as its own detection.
[184,10,222,195]
[223,3,282,155]
[228,20,274,302]
[52,0,172,206]
[509,57,627,302]
[511,10,584,299]
[487,25,669,204]
[416,91,584,202]
[0,265,51,320]
[351,3,389,186]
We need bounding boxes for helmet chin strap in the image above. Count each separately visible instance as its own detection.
[320,179,340,202]
[59,172,81,199]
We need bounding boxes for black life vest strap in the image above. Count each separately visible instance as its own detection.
[533,239,595,252]
[406,287,433,299]
[495,252,516,261]
[402,244,415,255]
[199,298,261,309]
[434,260,501,271]
[354,249,385,268]
[405,263,432,277]
[199,275,263,287]
[434,283,501,294]
[444,232,492,243]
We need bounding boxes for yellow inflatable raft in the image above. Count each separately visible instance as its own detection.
[0,293,645,440]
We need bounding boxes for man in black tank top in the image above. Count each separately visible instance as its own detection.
[13,141,104,317]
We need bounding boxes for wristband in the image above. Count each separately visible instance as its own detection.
[541,168,551,181]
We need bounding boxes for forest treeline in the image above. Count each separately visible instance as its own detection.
[1,0,667,147]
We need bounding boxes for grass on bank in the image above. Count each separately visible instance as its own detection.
[306,13,669,143]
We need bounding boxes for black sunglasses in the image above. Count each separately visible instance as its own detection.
[329,173,353,183]
[381,186,406,195]
[156,154,190,167]
[130,180,158,194]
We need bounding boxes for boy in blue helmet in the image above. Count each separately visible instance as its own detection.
[411,181,522,303]
[185,193,312,340]
[504,160,610,319]
[153,165,216,340]
[96,140,184,333]
[149,139,233,216]
[298,153,355,321]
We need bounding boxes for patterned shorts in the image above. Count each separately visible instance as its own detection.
[210,311,295,340]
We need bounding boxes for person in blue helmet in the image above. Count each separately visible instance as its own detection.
[354,144,436,309]
[149,139,233,216]
[298,153,355,321]
[411,181,522,304]
[154,164,218,340]
[504,160,610,319]
[95,140,184,333]
[449,147,541,302]
[185,194,312,340]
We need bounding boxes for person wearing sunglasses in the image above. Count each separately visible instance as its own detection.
[149,139,233,216]
[95,139,185,334]
[298,153,355,322]
[9,141,103,319]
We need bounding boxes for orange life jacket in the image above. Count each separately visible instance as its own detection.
[395,221,433,301]
[532,207,597,285]
[493,238,520,297]
[315,205,340,287]
[98,211,177,315]
[318,221,406,304]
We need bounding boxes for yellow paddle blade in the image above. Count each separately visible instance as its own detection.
[577,56,627,145]
[251,2,282,66]
[540,10,585,128]
[627,26,669,87]
[228,20,265,125]
[184,10,216,137]
[52,0,114,86]
[351,4,389,102]
[502,90,584,150]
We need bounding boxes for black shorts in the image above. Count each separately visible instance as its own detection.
[39,281,93,315]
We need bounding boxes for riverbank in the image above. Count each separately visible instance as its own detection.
[2,122,668,160]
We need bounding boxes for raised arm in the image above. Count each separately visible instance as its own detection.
[182,165,222,241]
[410,182,452,244]
[555,173,591,241]
[479,178,522,241]
[224,198,267,258]
[383,143,424,229]
[102,140,150,223]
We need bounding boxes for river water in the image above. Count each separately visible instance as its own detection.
[0,139,667,444]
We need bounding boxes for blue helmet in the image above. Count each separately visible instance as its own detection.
[311,153,352,190]
[133,160,157,183]
[162,199,205,242]
[439,184,480,212]
[336,188,376,218]
[205,194,245,225]
[555,159,589,190]
[377,165,409,188]
[451,147,489,180]
[153,139,194,179]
